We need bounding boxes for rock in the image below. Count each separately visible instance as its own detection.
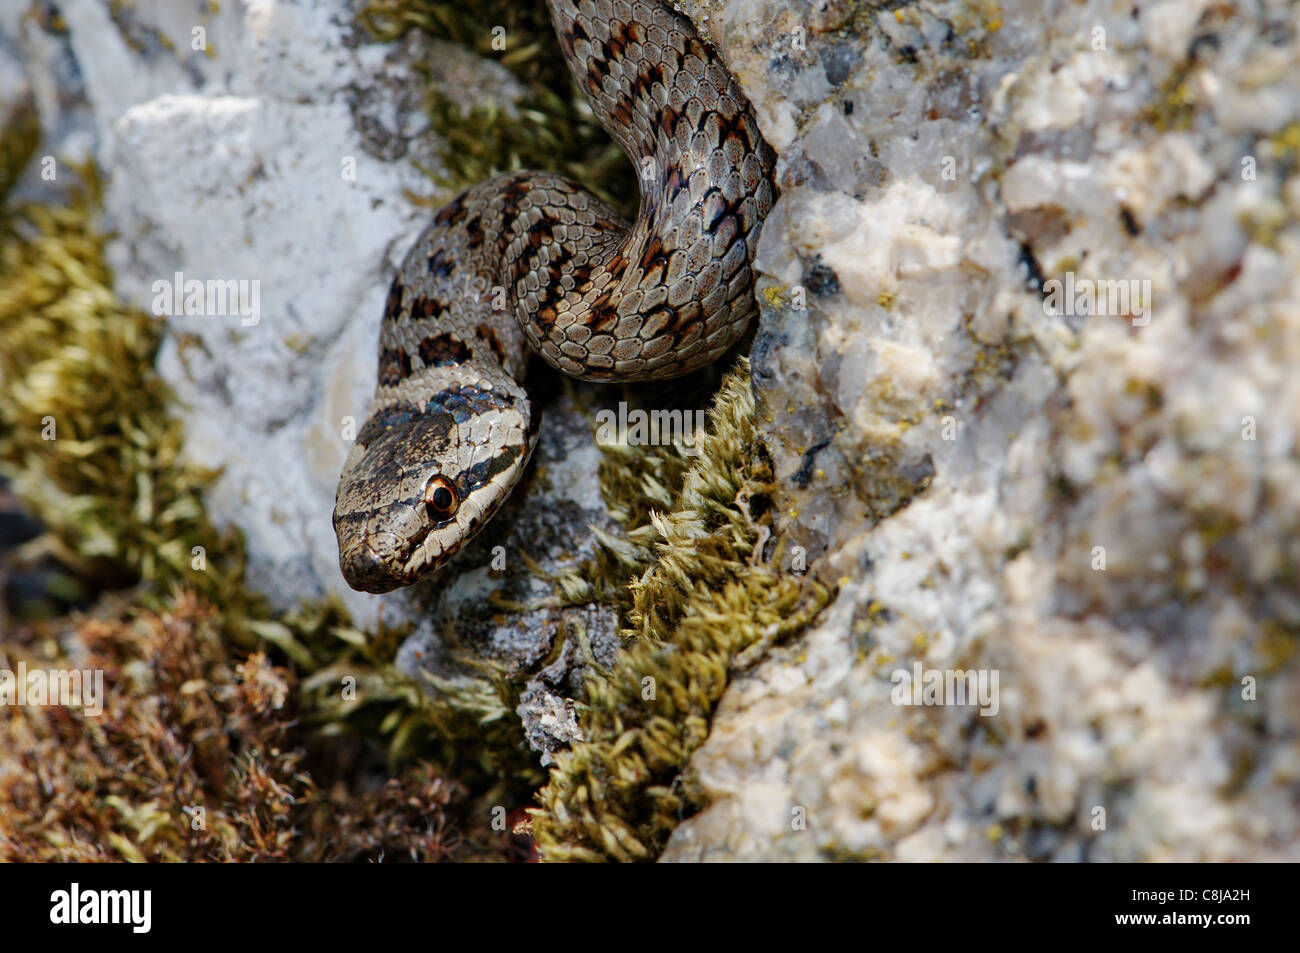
[394,388,625,763]
[662,0,1300,861]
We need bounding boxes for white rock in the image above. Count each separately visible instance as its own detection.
[667,0,1300,862]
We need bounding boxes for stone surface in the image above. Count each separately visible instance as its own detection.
[394,388,624,763]
[662,0,1300,861]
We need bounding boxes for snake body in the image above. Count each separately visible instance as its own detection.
[334,0,775,593]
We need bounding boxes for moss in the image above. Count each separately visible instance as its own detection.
[1255,621,1299,676]
[532,362,834,861]
[0,592,505,861]
[0,90,39,206]
[1142,66,1199,133]
[1271,121,1300,169]
[0,168,249,607]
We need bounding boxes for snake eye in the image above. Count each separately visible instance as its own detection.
[424,475,459,520]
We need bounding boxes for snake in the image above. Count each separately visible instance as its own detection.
[334,0,776,593]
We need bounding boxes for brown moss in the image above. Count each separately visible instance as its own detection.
[0,591,500,862]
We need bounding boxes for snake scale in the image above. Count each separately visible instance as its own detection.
[334,0,776,593]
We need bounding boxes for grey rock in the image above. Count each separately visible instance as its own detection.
[395,389,623,764]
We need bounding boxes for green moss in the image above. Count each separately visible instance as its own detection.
[1270,121,1300,169]
[0,168,248,605]
[1142,67,1199,133]
[532,362,834,861]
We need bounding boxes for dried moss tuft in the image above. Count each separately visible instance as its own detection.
[0,592,497,862]
[532,362,834,861]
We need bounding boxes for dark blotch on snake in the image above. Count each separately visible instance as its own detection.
[426,249,455,278]
[356,405,417,446]
[418,333,472,368]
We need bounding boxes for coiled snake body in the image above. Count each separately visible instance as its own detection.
[335,0,775,593]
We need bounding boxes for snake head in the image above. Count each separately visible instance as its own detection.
[333,382,537,593]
